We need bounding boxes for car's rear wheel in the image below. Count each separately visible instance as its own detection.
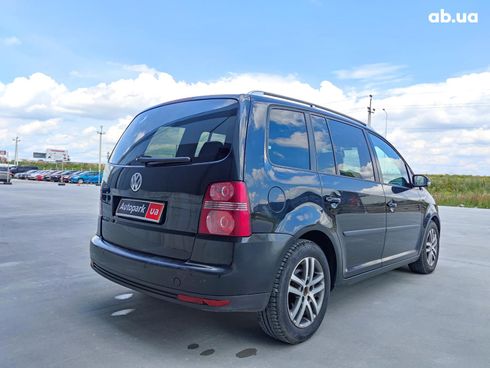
[258,239,330,344]
[77,179,84,184]
[409,221,439,274]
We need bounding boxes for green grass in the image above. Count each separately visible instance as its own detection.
[12,160,103,172]
[428,174,490,209]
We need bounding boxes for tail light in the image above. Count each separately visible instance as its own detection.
[198,181,251,237]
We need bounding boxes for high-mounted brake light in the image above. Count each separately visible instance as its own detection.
[198,181,251,237]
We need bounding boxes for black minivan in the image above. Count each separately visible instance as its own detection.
[91,92,440,344]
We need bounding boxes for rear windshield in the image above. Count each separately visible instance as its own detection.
[111,98,239,165]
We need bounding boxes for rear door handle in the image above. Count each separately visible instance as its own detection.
[387,199,398,212]
[324,195,341,209]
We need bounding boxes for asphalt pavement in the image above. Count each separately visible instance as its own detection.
[1,180,489,368]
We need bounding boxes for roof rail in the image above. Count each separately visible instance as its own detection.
[247,90,366,126]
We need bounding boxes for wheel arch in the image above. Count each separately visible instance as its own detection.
[417,204,440,258]
[422,204,441,235]
[296,228,341,290]
[430,214,441,233]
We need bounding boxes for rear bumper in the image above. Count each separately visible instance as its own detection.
[90,233,292,312]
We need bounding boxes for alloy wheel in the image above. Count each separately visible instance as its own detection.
[287,257,325,328]
[425,228,438,267]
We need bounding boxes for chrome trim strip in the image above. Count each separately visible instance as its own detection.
[203,201,248,211]
[346,250,417,274]
[386,224,421,232]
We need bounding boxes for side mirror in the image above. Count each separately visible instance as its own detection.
[413,174,431,188]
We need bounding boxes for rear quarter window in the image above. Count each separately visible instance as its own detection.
[268,108,310,170]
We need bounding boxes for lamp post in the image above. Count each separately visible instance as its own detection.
[382,108,388,137]
[12,136,20,166]
[367,95,375,128]
[96,126,105,185]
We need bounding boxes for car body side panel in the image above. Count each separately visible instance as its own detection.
[381,185,423,264]
[321,175,386,278]
[244,99,344,284]
[244,101,324,234]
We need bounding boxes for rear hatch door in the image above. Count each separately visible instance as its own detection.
[100,98,240,261]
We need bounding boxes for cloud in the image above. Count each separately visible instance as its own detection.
[1,36,21,46]
[271,132,309,149]
[17,119,60,135]
[334,63,406,81]
[0,72,67,113]
[0,65,489,175]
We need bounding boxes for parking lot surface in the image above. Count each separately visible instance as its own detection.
[1,180,490,368]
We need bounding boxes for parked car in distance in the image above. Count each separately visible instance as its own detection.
[5,165,17,175]
[69,171,88,183]
[70,171,101,184]
[43,170,64,181]
[39,170,55,181]
[9,166,39,175]
[0,164,12,183]
[43,171,55,181]
[31,170,51,181]
[90,92,440,344]
[14,169,37,179]
[26,170,42,180]
[62,171,83,183]
[34,170,47,181]
[50,170,76,182]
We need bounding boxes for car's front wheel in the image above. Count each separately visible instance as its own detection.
[77,179,84,184]
[409,221,440,274]
[258,239,330,344]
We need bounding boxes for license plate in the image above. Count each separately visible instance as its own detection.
[115,199,165,223]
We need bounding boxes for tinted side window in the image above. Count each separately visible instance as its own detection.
[329,121,375,181]
[369,134,410,187]
[268,109,310,170]
[311,115,335,174]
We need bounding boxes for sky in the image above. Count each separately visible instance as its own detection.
[0,0,489,174]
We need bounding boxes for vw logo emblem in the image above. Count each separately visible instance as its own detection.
[130,172,142,192]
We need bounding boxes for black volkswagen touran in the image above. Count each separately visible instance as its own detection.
[91,91,440,344]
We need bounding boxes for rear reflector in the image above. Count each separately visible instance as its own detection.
[198,181,251,237]
[177,294,230,307]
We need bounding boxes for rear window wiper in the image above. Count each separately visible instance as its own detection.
[136,155,192,167]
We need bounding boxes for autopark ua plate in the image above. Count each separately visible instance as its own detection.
[116,199,165,223]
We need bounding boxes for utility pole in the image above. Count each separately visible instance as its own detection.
[367,95,375,128]
[382,108,388,137]
[96,126,105,185]
[58,156,66,186]
[12,136,20,166]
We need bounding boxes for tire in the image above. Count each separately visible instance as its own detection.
[78,179,83,184]
[409,221,440,274]
[258,239,330,344]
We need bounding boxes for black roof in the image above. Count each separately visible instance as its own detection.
[139,92,370,130]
